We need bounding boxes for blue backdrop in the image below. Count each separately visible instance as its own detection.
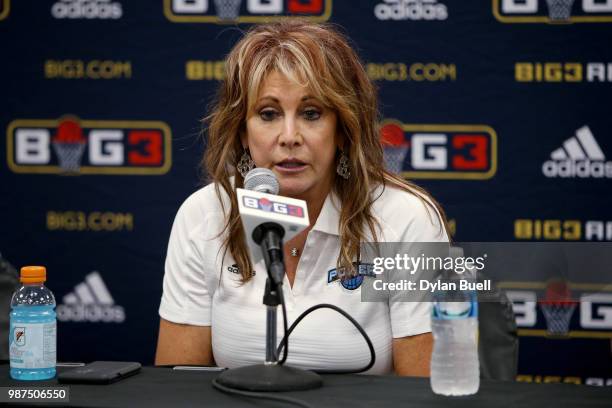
[1,0,611,386]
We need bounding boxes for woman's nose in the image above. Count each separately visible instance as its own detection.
[278,116,302,147]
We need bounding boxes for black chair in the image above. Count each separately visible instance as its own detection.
[0,253,19,361]
[477,272,519,381]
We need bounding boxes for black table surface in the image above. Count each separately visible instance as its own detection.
[1,365,611,407]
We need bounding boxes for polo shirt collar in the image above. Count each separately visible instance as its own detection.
[311,191,341,236]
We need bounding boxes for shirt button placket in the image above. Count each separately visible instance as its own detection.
[295,234,315,298]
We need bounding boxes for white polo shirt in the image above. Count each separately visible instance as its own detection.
[159,182,449,374]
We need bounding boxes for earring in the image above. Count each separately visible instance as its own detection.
[237,149,255,177]
[336,151,350,180]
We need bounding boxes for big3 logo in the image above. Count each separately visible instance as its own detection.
[165,0,332,23]
[7,116,172,175]
[493,0,612,24]
[380,120,497,179]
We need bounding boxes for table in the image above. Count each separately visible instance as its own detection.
[1,365,611,407]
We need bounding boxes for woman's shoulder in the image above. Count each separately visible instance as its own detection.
[174,181,229,228]
[371,183,435,220]
[370,183,448,242]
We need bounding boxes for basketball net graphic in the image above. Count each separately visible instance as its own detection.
[380,122,409,174]
[214,0,242,20]
[52,118,86,173]
[545,0,575,22]
[538,278,577,336]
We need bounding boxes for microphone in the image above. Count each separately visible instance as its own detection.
[238,168,309,284]
[216,169,323,392]
[244,167,280,194]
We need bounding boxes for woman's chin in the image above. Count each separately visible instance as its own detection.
[278,180,311,198]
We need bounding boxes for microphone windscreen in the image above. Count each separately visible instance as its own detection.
[244,168,279,194]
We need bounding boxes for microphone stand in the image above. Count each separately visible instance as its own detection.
[263,279,281,364]
[215,224,322,391]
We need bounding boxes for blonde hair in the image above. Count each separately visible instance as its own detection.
[203,20,450,282]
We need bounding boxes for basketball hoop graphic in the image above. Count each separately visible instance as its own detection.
[545,0,575,22]
[52,118,86,173]
[538,278,577,337]
[214,0,242,20]
[380,122,409,174]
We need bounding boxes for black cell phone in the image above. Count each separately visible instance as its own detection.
[57,361,141,384]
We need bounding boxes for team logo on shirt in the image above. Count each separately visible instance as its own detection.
[227,263,256,276]
[327,263,376,290]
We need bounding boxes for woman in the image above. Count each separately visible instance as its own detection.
[155,20,450,375]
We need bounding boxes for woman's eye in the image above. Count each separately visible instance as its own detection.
[303,109,321,121]
[259,110,278,121]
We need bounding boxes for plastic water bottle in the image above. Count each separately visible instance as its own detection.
[9,266,57,380]
[430,248,479,396]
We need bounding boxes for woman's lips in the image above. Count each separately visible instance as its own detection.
[274,161,308,173]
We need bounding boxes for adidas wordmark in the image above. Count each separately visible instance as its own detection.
[542,126,612,178]
[57,271,125,323]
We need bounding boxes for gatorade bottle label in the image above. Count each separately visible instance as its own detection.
[9,321,57,369]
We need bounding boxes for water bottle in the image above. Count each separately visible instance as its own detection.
[430,247,479,396]
[9,266,57,380]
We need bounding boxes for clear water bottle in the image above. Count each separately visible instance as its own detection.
[9,266,57,380]
[430,248,479,396]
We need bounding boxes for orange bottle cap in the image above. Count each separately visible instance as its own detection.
[20,266,47,283]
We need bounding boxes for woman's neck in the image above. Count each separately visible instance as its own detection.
[305,194,327,229]
[289,184,332,230]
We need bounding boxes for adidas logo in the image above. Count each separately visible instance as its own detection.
[542,126,612,178]
[57,271,125,323]
[51,0,123,20]
[374,0,448,21]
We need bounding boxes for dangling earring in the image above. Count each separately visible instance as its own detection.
[336,151,351,180]
[237,148,255,177]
